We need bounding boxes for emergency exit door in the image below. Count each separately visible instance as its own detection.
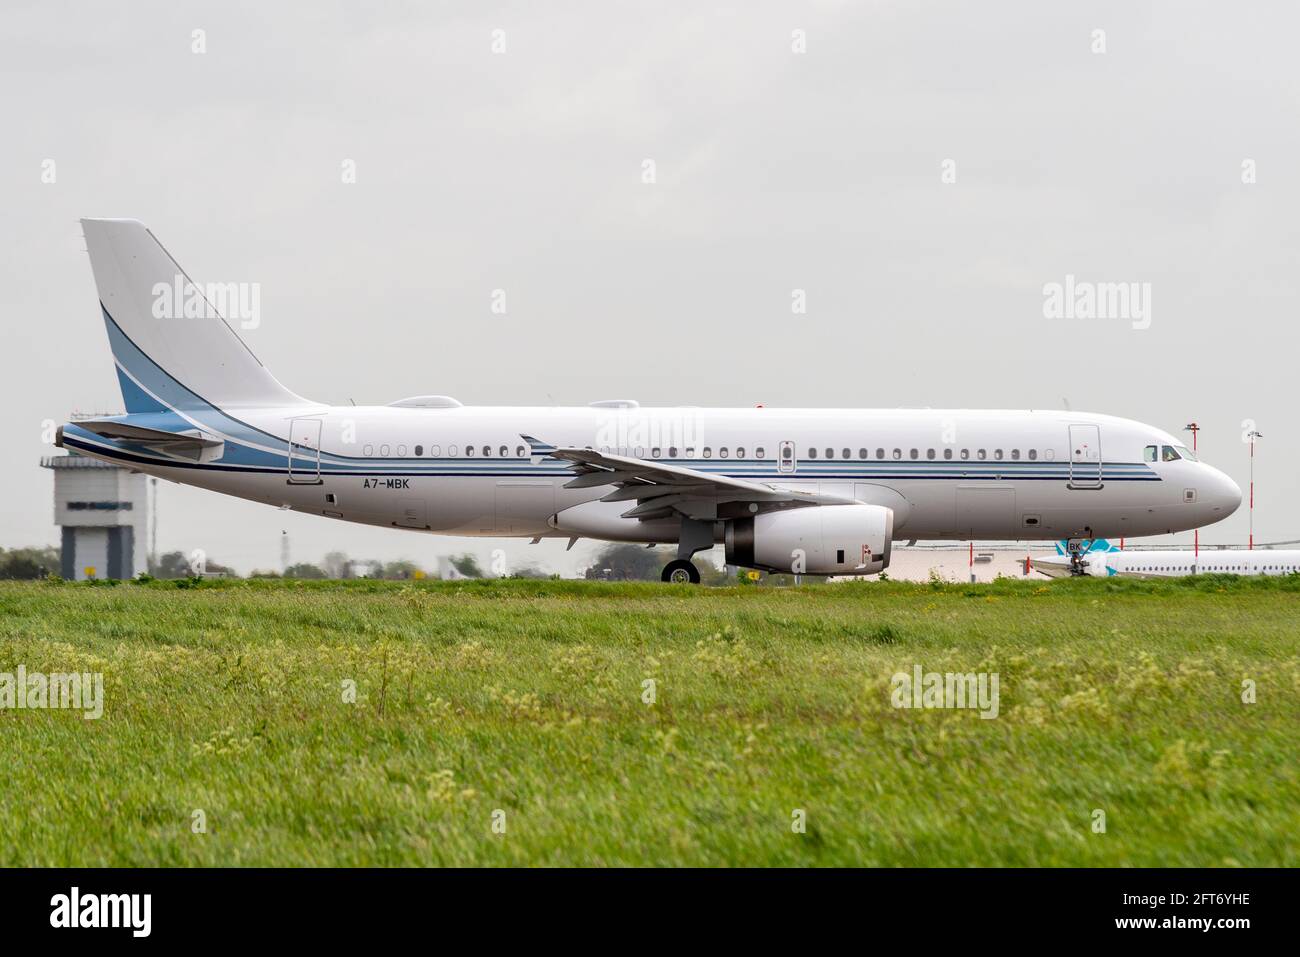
[778,440,796,474]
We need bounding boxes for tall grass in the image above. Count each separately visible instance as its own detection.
[0,576,1296,866]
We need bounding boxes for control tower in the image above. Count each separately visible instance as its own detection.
[40,413,152,580]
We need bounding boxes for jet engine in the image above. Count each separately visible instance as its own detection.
[725,503,893,576]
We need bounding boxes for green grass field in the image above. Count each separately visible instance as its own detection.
[1,576,1297,866]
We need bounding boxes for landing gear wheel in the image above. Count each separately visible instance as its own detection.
[662,559,700,584]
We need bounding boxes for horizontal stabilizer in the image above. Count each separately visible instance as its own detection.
[75,419,225,464]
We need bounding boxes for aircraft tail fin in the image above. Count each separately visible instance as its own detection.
[80,218,307,414]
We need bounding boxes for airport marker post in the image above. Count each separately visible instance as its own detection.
[1247,429,1262,549]
[1190,421,1196,572]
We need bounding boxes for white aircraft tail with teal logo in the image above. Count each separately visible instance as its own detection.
[1053,539,1120,556]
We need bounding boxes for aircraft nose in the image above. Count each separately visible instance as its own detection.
[1205,466,1242,518]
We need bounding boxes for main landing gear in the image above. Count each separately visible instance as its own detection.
[661,517,713,584]
[661,559,701,584]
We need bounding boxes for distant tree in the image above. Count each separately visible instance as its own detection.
[450,554,484,578]
[322,551,354,579]
[247,569,282,579]
[147,550,237,579]
[202,559,240,579]
[0,546,59,578]
[583,543,665,581]
[382,560,420,580]
[696,559,733,585]
[507,562,550,580]
[284,562,327,579]
[0,545,59,579]
[355,559,384,579]
[152,551,192,579]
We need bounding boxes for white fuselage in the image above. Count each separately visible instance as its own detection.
[1040,548,1300,579]
[62,405,1241,545]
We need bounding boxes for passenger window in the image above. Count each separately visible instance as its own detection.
[415,445,423,456]
[686,447,695,458]
[363,444,373,456]
[893,449,902,460]
[669,447,678,457]
[380,444,390,456]
[943,449,952,460]
[753,447,762,458]
[703,447,712,458]
[993,449,1003,460]
[926,449,936,460]
[465,446,474,456]
[909,449,918,459]
[499,445,508,457]
[652,447,661,458]
[977,449,986,460]
[719,448,729,459]
[825,448,834,459]
[515,445,524,457]
[809,448,818,459]
[737,447,746,458]
[960,449,969,460]
[859,448,868,459]
[1011,449,1020,460]
[484,446,493,457]
[432,444,442,457]
[842,448,850,459]
[876,448,885,459]
[397,444,407,456]
[1028,449,1037,460]
[449,444,458,456]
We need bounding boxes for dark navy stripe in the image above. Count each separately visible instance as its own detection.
[63,436,1162,482]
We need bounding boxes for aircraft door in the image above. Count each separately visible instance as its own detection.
[1068,424,1102,489]
[288,417,323,484]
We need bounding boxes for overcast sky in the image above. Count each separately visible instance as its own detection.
[3,0,1297,574]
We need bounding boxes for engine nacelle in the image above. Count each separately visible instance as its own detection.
[725,504,893,576]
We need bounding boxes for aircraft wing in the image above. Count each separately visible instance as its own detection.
[523,435,853,522]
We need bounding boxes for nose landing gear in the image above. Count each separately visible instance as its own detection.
[1065,537,1093,576]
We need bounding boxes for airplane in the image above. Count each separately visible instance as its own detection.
[1032,540,1300,578]
[56,219,1243,583]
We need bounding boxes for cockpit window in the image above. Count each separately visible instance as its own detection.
[1161,445,1180,462]
[1143,445,1157,463]
[1174,445,1197,462]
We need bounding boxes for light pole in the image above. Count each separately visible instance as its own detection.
[1246,430,1262,549]
[1184,423,1200,569]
